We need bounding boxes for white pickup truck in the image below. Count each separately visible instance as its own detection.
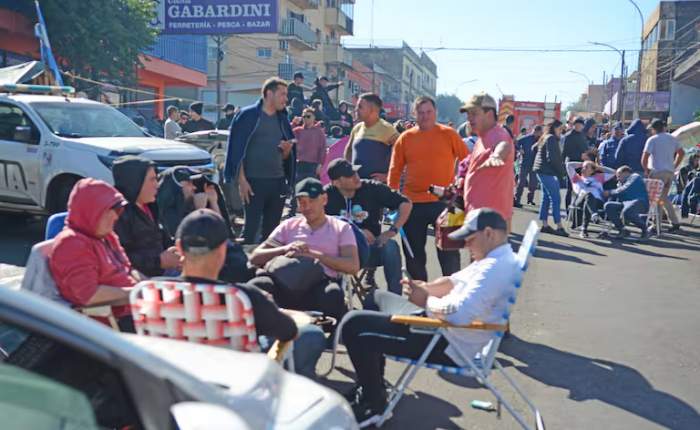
[0,87,214,214]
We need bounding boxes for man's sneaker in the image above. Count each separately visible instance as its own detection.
[613,229,629,239]
[667,224,681,233]
[513,199,523,208]
[639,229,648,240]
[590,213,601,224]
[350,396,387,427]
[527,200,536,206]
[554,227,569,237]
[540,225,555,234]
[579,230,589,239]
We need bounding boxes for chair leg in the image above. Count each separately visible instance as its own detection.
[372,334,442,428]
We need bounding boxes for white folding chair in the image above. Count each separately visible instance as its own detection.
[365,221,544,429]
[129,280,294,369]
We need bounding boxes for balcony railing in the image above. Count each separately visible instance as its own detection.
[323,45,352,67]
[144,35,208,73]
[278,62,317,82]
[289,0,320,9]
[280,18,317,50]
[324,7,353,35]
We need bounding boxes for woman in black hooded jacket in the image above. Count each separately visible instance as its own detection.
[533,120,568,236]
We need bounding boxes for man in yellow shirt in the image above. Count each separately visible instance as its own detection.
[344,93,399,183]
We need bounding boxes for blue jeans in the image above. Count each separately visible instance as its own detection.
[537,174,562,224]
[367,240,402,295]
[260,324,326,379]
[604,199,648,230]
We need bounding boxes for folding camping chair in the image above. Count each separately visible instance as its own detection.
[364,221,543,429]
[643,178,665,237]
[129,280,293,368]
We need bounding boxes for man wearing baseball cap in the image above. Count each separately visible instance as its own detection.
[597,122,625,169]
[461,92,515,229]
[216,103,236,130]
[249,178,360,321]
[341,208,520,422]
[163,209,326,378]
[324,158,412,295]
[562,116,589,210]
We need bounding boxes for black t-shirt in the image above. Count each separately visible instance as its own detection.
[160,276,297,342]
[324,179,409,237]
[182,118,215,133]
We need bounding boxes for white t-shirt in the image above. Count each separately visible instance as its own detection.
[644,132,681,172]
[426,243,520,366]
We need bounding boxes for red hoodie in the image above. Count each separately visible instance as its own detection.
[49,178,135,318]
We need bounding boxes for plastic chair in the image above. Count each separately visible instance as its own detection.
[129,280,293,368]
[643,179,665,237]
[45,212,68,240]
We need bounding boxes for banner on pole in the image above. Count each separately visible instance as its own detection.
[154,0,278,35]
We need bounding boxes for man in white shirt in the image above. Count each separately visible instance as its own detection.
[342,208,520,423]
[163,105,181,140]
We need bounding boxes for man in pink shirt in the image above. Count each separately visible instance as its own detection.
[461,93,515,229]
[290,108,328,215]
[250,178,360,320]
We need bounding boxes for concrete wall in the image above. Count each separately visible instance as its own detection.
[670,80,700,126]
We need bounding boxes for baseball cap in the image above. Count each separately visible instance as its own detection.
[574,117,585,125]
[460,92,497,113]
[293,71,304,80]
[171,166,202,184]
[327,158,361,180]
[648,118,665,130]
[447,208,508,241]
[295,177,325,198]
[612,122,624,131]
[176,209,229,255]
[222,103,235,111]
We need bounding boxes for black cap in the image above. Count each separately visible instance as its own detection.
[222,103,235,111]
[327,158,361,180]
[172,166,202,184]
[295,177,325,198]
[176,209,228,255]
[189,102,203,115]
[319,76,329,82]
[293,71,304,80]
[447,208,507,241]
[574,117,585,125]
[648,118,665,131]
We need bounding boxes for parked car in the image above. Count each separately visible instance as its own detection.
[0,287,357,430]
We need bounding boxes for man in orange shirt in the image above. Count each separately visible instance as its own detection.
[388,96,468,280]
[460,93,515,230]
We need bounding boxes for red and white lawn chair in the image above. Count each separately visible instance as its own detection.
[129,280,293,367]
[643,178,665,237]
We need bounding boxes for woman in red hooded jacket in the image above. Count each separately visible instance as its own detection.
[49,178,138,331]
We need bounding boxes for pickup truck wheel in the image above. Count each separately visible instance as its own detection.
[48,176,80,214]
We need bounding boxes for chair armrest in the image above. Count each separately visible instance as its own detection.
[390,315,507,331]
[267,340,292,363]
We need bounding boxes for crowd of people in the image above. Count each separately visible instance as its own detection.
[38,73,699,425]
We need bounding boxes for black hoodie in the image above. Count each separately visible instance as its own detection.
[113,156,172,277]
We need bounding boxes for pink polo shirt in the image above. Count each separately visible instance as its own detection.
[463,125,515,221]
[267,215,357,278]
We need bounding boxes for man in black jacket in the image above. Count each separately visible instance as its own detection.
[113,156,181,277]
[562,117,589,211]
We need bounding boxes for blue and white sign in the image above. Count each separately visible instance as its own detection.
[156,0,278,35]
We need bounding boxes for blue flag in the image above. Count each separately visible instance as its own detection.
[34,1,64,86]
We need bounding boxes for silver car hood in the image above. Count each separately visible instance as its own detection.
[123,335,347,428]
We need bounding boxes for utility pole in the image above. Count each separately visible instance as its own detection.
[214,36,225,123]
[628,0,644,119]
[619,50,626,123]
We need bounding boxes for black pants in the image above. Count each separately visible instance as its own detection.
[565,179,574,213]
[242,177,286,244]
[572,192,603,231]
[402,202,460,281]
[515,167,537,203]
[248,274,346,322]
[343,290,454,409]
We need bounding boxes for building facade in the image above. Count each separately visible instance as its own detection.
[347,43,437,117]
[202,0,355,118]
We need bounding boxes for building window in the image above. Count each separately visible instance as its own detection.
[279,40,289,51]
[257,48,272,58]
[659,19,675,41]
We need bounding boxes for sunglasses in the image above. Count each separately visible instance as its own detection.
[111,202,126,216]
[303,115,313,119]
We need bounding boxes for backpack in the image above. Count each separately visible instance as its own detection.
[335,217,370,269]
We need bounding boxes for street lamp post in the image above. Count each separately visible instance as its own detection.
[591,42,626,122]
[569,70,591,112]
[628,0,645,120]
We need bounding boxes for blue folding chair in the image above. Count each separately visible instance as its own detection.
[45,212,68,240]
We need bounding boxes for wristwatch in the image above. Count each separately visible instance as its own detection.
[388,225,399,234]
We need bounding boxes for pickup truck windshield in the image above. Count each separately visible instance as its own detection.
[31,102,148,138]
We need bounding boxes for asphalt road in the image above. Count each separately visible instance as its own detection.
[1,207,699,429]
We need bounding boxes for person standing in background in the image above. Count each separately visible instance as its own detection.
[163,105,181,140]
[514,125,543,207]
[182,101,214,133]
[290,108,327,215]
[216,103,236,130]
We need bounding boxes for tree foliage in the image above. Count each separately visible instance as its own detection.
[16,0,157,88]
[436,94,465,126]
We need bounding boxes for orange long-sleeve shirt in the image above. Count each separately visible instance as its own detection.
[388,124,468,203]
